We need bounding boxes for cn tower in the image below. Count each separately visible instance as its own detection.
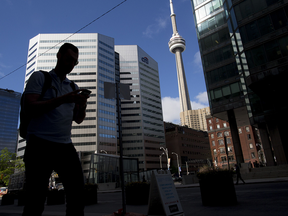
[168,0,192,113]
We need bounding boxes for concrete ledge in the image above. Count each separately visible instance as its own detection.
[97,183,116,191]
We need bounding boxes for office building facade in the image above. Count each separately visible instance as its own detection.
[115,45,166,171]
[180,107,210,131]
[191,0,288,165]
[0,88,21,153]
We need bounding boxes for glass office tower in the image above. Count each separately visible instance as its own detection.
[191,0,288,165]
[115,45,166,171]
[0,88,21,153]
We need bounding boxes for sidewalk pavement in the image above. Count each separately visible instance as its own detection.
[0,177,287,216]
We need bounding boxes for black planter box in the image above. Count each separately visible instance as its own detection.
[125,182,150,205]
[46,190,65,205]
[199,173,237,206]
[1,193,15,205]
[84,184,98,206]
[17,190,26,206]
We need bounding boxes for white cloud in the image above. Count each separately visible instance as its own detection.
[162,91,209,124]
[0,60,10,77]
[193,51,201,65]
[143,17,168,38]
[191,51,203,73]
[162,97,181,124]
[195,91,208,104]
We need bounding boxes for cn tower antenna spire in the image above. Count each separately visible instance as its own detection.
[168,0,192,112]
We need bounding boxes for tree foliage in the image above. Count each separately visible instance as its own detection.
[0,148,25,187]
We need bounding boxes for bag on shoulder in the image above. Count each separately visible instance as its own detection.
[19,71,52,139]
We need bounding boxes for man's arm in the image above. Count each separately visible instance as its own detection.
[24,89,84,118]
[73,104,87,124]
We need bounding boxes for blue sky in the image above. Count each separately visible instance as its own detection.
[0,0,209,124]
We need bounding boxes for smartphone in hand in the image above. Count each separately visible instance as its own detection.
[80,89,91,96]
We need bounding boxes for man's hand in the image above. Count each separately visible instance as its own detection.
[72,89,90,124]
[61,89,89,105]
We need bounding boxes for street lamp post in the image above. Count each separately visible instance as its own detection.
[172,152,180,177]
[100,150,107,154]
[159,152,164,169]
[160,147,169,170]
[186,161,189,175]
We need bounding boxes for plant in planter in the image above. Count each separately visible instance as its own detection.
[197,165,237,206]
[125,182,150,205]
[84,183,98,206]
[46,189,65,205]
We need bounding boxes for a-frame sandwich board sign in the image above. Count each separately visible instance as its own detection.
[147,170,184,216]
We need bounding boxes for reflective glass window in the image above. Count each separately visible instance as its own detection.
[279,36,288,57]
[270,9,288,30]
[258,15,274,36]
[239,0,253,19]
[212,0,222,11]
[222,45,233,59]
[266,0,282,7]
[239,26,248,44]
[211,33,220,47]
[234,4,243,21]
[200,28,229,51]
[198,5,207,19]
[284,5,288,17]
[208,16,216,29]
[219,27,230,42]
[245,21,260,41]
[230,82,240,94]
[265,40,282,61]
[225,62,238,78]
[197,12,225,36]
[252,0,267,13]
[222,86,231,97]
[214,88,222,99]
[214,49,223,62]
[249,46,267,68]
[205,2,213,15]
[202,35,213,50]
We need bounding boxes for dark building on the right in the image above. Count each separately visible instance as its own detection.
[191,0,288,166]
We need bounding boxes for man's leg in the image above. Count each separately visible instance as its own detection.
[55,144,85,216]
[22,136,53,216]
[240,175,245,184]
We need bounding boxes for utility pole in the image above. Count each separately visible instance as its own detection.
[104,82,130,215]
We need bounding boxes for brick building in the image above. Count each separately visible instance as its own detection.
[206,115,263,169]
[164,122,211,174]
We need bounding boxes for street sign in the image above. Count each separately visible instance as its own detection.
[148,170,184,216]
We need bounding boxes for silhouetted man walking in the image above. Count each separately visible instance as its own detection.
[235,164,245,185]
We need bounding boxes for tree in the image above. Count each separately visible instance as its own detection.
[0,148,25,187]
